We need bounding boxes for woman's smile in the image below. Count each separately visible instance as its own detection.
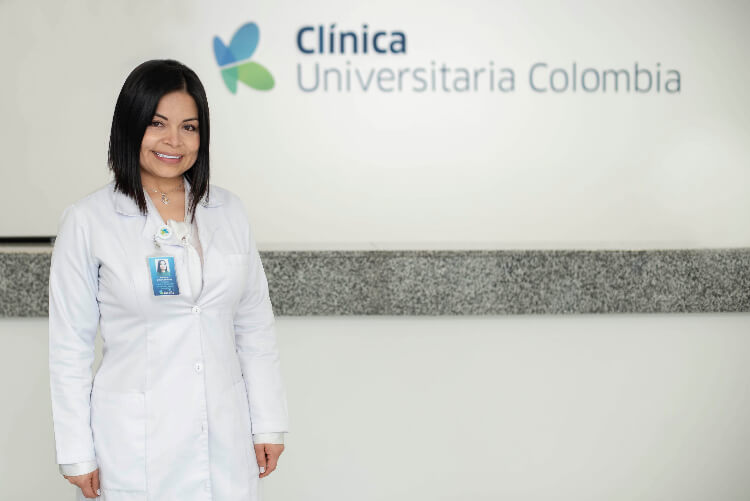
[152,151,184,164]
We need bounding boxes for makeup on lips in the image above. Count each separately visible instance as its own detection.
[153,151,183,164]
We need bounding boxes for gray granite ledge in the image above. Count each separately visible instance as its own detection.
[2,248,749,317]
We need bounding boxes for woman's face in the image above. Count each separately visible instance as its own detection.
[158,260,167,272]
[139,90,200,182]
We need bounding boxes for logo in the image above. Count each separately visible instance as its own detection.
[213,22,274,93]
[157,225,171,239]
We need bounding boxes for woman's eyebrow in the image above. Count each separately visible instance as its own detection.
[153,113,198,122]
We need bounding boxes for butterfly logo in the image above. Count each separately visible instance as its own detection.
[213,22,274,93]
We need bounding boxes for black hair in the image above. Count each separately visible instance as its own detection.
[108,59,210,222]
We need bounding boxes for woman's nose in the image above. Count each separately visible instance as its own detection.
[163,127,182,147]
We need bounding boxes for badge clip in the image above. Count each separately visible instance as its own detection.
[157,224,172,240]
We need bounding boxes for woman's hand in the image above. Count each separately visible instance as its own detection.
[64,468,100,498]
[254,443,285,478]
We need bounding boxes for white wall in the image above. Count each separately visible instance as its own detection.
[2,0,749,248]
[4,314,750,500]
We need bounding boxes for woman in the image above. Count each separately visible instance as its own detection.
[156,259,169,274]
[49,59,289,500]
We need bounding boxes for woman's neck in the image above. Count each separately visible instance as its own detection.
[141,172,184,193]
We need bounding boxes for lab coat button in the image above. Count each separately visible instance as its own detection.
[194,362,203,373]
[201,422,207,433]
[192,306,201,314]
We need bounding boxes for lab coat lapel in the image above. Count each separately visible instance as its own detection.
[194,204,219,255]
[193,187,230,306]
[186,177,222,256]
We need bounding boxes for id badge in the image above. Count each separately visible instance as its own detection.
[147,255,180,296]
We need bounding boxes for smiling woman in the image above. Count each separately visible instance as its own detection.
[139,91,200,210]
[108,60,211,222]
[48,59,289,501]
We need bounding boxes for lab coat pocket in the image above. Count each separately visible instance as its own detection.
[90,387,146,492]
[234,379,260,475]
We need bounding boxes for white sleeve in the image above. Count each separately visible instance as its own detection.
[49,204,100,466]
[59,460,98,476]
[252,432,285,445]
[232,199,289,436]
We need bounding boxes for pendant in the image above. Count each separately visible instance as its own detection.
[161,193,170,205]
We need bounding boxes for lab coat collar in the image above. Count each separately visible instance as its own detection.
[111,176,224,254]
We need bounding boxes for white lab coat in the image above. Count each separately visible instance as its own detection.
[49,178,289,500]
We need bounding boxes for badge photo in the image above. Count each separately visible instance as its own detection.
[147,256,180,296]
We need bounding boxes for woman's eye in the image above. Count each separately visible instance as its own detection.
[150,120,163,127]
[184,124,198,132]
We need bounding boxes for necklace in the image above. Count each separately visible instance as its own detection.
[146,181,184,205]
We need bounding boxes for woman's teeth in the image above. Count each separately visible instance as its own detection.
[155,152,181,159]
